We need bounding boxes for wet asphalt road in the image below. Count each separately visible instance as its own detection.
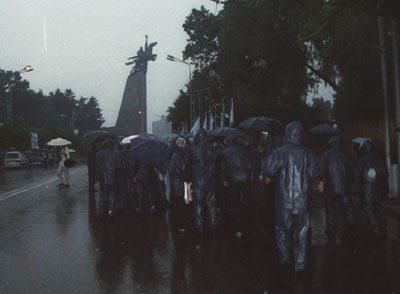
[0,165,399,294]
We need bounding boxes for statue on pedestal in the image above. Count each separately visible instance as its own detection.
[126,35,158,75]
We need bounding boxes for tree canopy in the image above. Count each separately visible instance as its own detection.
[0,68,105,153]
[167,0,400,130]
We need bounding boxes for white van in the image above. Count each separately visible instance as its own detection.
[3,151,29,168]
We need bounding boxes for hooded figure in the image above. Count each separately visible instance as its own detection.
[261,134,277,226]
[186,128,218,233]
[320,135,355,243]
[354,140,388,236]
[112,139,128,214]
[264,121,318,272]
[221,135,251,235]
[95,138,119,218]
[87,143,98,194]
[168,137,190,232]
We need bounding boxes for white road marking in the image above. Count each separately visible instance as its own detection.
[0,177,59,202]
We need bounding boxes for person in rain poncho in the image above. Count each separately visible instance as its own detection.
[221,135,251,236]
[186,128,218,234]
[95,138,119,218]
[264,121,318,273]
[112,139,128,215]
[353,139,388,237]
[319,135,355,244]
[168,137,190,233]
[261,133,277,226]
[133,158,158,215]
[87,143,98,194]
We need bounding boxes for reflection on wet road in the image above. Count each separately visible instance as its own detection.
[0,166,399,293]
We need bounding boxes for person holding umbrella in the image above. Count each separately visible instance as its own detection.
[318,135,356,245]
[95,138,119,219]
[353,139,388,239]
[220,135,251,237]
[57,145,71,188]
[87,143,99,194]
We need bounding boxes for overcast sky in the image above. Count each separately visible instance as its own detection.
[0,0,219,130]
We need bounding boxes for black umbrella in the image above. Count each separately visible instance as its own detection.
[83,130,109,139]
[92,133,117,143]
[239,117,284,133]
[309,124,341,136]
[210,127,245,137]
[130,137,170,165]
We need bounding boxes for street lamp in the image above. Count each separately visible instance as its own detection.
[6,65,34,120]
[167,55,193,127]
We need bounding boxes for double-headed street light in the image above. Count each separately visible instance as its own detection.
[167,55,194,127]
[6,65,34,120]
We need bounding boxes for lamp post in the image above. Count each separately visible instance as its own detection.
[6,65,34,120]
[167,55,193,127]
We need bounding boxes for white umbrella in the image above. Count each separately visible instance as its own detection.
[121,135,139,144]
[46,137,72,146]
[352,137,372,145]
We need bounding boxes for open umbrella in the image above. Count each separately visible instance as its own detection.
[160,134,179,146]
[136,133,161,141]
[352,137,372,145]
[309,124,340,136]
[210,127,245,137]
[46,137,71,146]
[239,117,284,133]
[130,137,170,165]
[121,134,139,144]
[92,133,117,144]
[83,130,109,139]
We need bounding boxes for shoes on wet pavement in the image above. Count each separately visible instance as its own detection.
[64,184,70,188]
[57,183,64,187]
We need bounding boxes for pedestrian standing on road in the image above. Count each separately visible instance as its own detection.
[264,121,319,277]
[319,135,356,245]
[87,143,98,194]
[221,135,251,237]
[57,145,70,188]
[248,139,263,209]
[186,128,219,235]
[353,139,388,238]
[134,162,158,215]
[169,137,190,234]
[95,138,119,219]
[113,139,127,215]
[261,133,277,226]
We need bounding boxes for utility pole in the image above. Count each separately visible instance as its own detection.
[392,18,400,163]
[378,15,391,172]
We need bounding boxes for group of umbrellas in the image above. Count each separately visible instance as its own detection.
[48,117,364,167]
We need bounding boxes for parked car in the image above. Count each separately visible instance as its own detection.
[3,151,29,168]
[28,154,45,167]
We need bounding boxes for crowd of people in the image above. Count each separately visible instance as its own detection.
[87,121,389,277]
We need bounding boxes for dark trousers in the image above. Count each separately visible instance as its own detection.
[363,201,382,235]
[227,181,251,232]
[275,210,310,271]
[324,192,355,234]
[193,186,217,231]
[98,182,116,217]
[88,166,96,193]
[169,177,189,229]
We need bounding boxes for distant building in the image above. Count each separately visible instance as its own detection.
[152,115,171,137]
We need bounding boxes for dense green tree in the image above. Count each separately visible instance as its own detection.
[0,69,105,153]
[167,1,400,130]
